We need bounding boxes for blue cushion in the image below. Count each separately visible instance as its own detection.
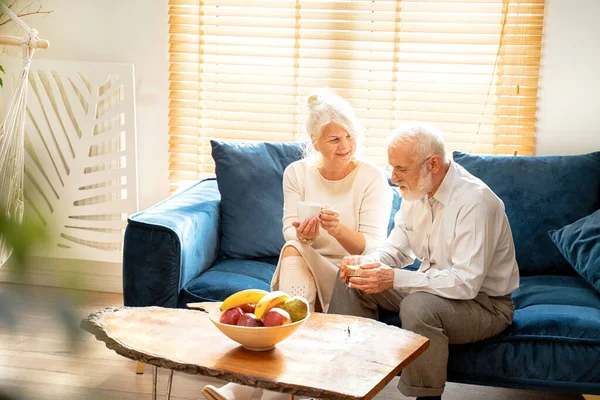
[179,258,278,306]
[448,276,600,392]
[211,140,305,258]
[453,151,600,276]
[512,275,600,311]
[549,210,600,293]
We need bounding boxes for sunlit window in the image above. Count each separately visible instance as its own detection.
[168,0,544,193]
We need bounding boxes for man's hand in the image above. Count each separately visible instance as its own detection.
[348,262,395,294]
[339,256,374,286]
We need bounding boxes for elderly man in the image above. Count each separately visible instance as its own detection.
[328,123,519,400]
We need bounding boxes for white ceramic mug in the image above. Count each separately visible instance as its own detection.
[297,201,321,222]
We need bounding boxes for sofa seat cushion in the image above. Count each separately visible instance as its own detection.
[452,151,600,276]
[379,275,600,391]
[447,275,600,391]
[179,258,278,306]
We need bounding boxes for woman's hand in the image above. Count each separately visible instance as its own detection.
[339,257,349,285]
[293,217,320,242]
[319,205,341,237]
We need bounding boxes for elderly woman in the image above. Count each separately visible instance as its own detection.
[272,88,393,313]
[201,89,392,400]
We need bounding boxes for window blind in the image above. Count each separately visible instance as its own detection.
[168,0,544,192]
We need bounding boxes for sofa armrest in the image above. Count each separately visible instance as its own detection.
[123,178,221,308]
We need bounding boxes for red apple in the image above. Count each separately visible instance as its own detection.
[262,308,292,327]
[236,313,263,327]
[220,307,244,325]
[239,303,256,313]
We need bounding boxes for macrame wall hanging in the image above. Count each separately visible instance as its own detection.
[0,3,49,266]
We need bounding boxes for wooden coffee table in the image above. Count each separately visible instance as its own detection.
[81,305,429,400]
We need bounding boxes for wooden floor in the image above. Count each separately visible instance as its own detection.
[0,283,586,400]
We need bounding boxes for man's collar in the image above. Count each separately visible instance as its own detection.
[431,161,455,206]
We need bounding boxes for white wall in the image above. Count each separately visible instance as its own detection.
[2,0,171,211]
[536,0,600,155]
[0,1,169,292]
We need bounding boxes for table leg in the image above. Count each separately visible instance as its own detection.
[136,361,146,374]
[289,394,294,400]
[166,369,174,400]
[152,365,158,400]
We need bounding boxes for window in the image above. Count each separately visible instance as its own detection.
[168,0,544,192]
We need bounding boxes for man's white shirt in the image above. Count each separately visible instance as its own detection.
[373,161,520,300]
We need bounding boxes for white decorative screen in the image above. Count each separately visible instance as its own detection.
[2,58,138,263]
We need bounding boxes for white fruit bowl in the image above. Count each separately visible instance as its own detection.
[206,303,309,351]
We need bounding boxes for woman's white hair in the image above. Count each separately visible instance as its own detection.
[389,122,448,165]
[303,88,364,162]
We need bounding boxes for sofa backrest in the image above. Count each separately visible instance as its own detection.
[212,140,600,277]
[453,151,600,276]
[212,140,401,259]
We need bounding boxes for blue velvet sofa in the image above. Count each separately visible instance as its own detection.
[123,141,600,395]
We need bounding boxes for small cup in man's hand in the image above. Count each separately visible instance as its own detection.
[342,255,370,289]
[344,255,363,280]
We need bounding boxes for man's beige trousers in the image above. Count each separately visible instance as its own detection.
[328,275,514,398]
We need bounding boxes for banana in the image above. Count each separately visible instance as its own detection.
[219,289,269,311]
[254,291,290,319]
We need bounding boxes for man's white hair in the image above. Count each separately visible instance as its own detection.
[389,122,448,165]
[304,88,364,160]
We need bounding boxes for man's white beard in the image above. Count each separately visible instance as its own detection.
[399,167,433,202]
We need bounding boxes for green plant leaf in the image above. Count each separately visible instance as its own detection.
[0,65,4,73]
[0,214,47,269]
